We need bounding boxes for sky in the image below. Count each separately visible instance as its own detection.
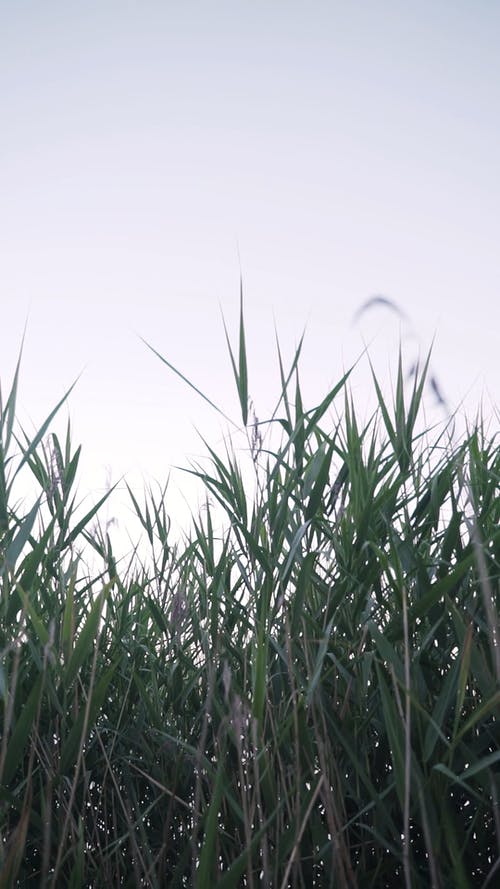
[2,1,499,550]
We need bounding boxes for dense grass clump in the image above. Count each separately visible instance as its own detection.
[1,305,499,887]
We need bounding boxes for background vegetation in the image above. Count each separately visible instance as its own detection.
[1,303,499,887]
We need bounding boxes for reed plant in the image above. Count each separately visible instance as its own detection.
[1,301,499,887]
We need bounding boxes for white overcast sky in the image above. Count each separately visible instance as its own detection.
[2,1,499,545]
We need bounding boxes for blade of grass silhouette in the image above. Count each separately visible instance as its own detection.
[140,336,237,428]
[0,319,27,455]
[220,278,248,426]
[271,322,306,427]
[13,378,80,486]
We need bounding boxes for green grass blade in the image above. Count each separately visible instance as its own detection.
[140,336,236,426]
[63,582,111,688]
[2,673,43,785]
[4,497,41,572]
[196,752,226,889]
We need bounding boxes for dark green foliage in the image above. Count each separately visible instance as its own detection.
[1,310,499,887]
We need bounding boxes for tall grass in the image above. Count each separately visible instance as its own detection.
[1,303,499,887]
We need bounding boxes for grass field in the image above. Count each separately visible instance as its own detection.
[1,301,499,887]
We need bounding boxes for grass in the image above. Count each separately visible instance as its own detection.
[1,298,499,887]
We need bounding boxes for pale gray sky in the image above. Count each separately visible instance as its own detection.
[2,1,499,544]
